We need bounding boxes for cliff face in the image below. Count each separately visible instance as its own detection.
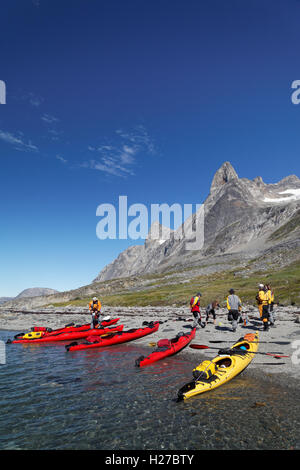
[93,162,300,282]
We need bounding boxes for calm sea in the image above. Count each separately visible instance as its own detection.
[0,329,299,450]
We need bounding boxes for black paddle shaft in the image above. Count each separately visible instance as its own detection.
[209,340,290,345]
[189,344,289,358]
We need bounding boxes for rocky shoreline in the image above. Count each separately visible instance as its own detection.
[1,304,300,380]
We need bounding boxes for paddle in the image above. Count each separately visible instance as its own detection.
[189,344,290,358]
[255,363,286,365]
[209,340,290,345]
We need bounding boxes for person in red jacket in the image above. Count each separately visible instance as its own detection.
[190,292,205,328]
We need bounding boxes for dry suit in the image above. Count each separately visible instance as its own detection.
[226,294,242,332]
[256,289,269,331]
[89,300,102,328]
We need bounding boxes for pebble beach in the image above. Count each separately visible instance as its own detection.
[1,304,299,380]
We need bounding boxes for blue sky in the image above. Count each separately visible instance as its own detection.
[0,0,300,296]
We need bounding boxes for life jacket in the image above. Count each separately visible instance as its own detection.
[267,289,274,304]
[267,289,271,304]
[244,333,256,342]
[89,300,101,312]
[86,335,101,343]
[157,339,171,348]
[256,290,268,305]
[31,326,48,332]
[190,296,200,311]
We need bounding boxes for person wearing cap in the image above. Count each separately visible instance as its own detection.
[89,297,102,328]
[226,289,242,332]
[190,292,205,328]
[256,284,270,331]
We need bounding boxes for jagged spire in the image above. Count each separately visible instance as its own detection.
[210,161,239,193]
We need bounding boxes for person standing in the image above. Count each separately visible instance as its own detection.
[256,284,270,331]
[89,297,102,328]
[266,284,275,326]
[226,289,242,332]
[205,300,220,325]
[190,292,205,328]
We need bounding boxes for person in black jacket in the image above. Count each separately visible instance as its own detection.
[205,300,220,325]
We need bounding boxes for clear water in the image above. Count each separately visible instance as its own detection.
[0,329,299,450]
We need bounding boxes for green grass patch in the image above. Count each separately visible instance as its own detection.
[269,210,300,241]
[49,260,300,308]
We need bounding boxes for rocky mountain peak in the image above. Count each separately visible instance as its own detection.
[253,176,264,185]
[278,175,300,187]
[210,161,239,194]
[91,162,300,283]
[146,221,173,245]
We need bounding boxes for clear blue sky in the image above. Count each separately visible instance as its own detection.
[0,0,300,296]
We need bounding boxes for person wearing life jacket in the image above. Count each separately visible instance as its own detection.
[266,284,275,326]
[256,284,269,331]
[89,297,102,328]
[226,289,242,332]
[190,292,205,328]
[205,300,220,325]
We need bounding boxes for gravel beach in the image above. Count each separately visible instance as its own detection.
[1,304,300,380]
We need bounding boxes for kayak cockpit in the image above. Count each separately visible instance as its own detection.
[214,357,232,368]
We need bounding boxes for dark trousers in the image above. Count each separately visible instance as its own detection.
[262,305,269,321]
[228,310,239,331]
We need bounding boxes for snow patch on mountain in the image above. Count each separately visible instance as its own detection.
[264,189,300,203]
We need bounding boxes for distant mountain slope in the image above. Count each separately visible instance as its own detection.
[93,161,300,282]
[0,288,59,306]
[0,297,13,305]
[15,288,59,299]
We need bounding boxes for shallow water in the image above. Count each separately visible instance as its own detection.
[0,330,299,450]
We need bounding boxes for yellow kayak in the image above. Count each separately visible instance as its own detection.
[177,331,259,401]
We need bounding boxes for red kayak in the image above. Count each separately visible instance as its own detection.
[30,318,120,337]
[135,327,196,367]
[8,324,124,344]
[66,321,160,352]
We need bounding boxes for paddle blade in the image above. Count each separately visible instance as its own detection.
[266,353,289,358]
[189,344,209,350]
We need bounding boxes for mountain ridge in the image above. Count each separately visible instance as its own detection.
[0,288,59,305]
[93,161,300,282]
[1,161,300,310]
